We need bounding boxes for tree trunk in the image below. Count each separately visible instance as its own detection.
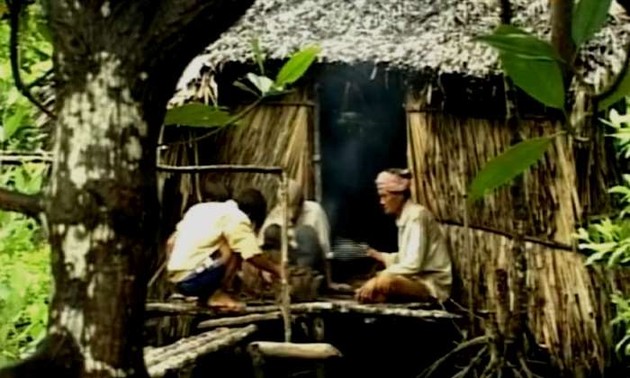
[0,1,254,377]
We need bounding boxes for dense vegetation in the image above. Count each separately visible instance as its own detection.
[0,4,52,367]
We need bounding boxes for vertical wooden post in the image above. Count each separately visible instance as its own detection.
[313,316,326,378]
[280,171,292,343]
[248,343,267,378]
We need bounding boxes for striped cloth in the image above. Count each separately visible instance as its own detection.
[329,238,369,260]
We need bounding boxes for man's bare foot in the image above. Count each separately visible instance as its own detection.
[206,290,245,312]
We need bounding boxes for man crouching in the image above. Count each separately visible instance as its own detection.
[166,187,281,310]
[355,169,452,304]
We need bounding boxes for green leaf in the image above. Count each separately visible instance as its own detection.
[476,26,565,108]
[246,73,275,95]
[233,80,261,97]
[476,25,562,62]
[572,0,613,47]
[467,136,555,204]
[164,103,232,128]
[3,106,29,140]
[598,67,630,111]
[275,45,321,87]
[585,251,606,266]
[500,52,565,109]
[250,37,266,75]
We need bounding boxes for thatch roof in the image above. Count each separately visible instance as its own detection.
[177,0,630,92]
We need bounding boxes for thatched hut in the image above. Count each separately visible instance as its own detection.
[159,0,630,376]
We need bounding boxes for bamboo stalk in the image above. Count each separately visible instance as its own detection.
[156,164,283,174]
[280,171,291,343]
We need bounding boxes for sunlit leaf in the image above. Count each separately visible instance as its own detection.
[275,45,321,87]
[246,73,275,95]
[467,136,555,204]
[598,67,630,111]
[499,52,565,109]
[3,106,29,140]
[572,0,613,47]
[477,26,565,108]
[164,103,232,128]
[250,37,266,75]
[476,25,562,62]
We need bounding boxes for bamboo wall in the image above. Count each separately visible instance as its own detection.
[209,89,314,209]
[406,90,622,375]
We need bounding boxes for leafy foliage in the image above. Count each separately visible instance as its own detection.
[467,135,555,204]
[476,25,564,109]
[612,294,630,358]
[572,0,613,48]
[0,3,52,367]
[575,106,630,358]
[165,42,320,128]
[474,0,630,360]
[470,0,619,204]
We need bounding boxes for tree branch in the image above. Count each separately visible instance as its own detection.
[0,187,44,217]
[550,0,576,85]
[499,0,512,24]
[5,0,56,119]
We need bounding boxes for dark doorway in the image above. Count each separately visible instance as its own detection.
[318,65,407,252]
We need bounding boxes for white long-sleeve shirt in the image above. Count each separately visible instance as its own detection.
[258,200,331,257]
[381,201,452,301]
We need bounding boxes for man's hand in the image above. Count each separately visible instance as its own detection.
[248,254,282,280]
[366,247,384,263]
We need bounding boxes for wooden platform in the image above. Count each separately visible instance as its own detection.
[143,296,461,377]
[144,324,258,377]
[145,295,459,322]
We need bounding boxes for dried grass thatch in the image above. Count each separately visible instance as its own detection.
[176,0,630,95]
[406,89,628,375]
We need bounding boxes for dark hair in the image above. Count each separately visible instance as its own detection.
[234,187,267,231]
[201,179,231,202]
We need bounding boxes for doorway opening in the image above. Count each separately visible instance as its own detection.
[318,65,407,253]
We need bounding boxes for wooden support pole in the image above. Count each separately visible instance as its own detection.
[247,341,342,360]
[155,164,283,174]
[280,171,292,343]
[312,317,326,378]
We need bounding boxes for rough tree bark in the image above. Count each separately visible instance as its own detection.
[0,1,254,377]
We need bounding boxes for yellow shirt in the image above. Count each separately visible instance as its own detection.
[167,200,262,283]
[381,201,452,301]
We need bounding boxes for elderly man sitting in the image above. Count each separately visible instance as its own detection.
[258,179,333,290]
[355,169,452,304]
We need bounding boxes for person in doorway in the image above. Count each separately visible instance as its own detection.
[166,187,282,310]
[258,179,335,290]
[355,169,452,304]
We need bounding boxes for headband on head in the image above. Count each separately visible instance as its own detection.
[375,169,411,193]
